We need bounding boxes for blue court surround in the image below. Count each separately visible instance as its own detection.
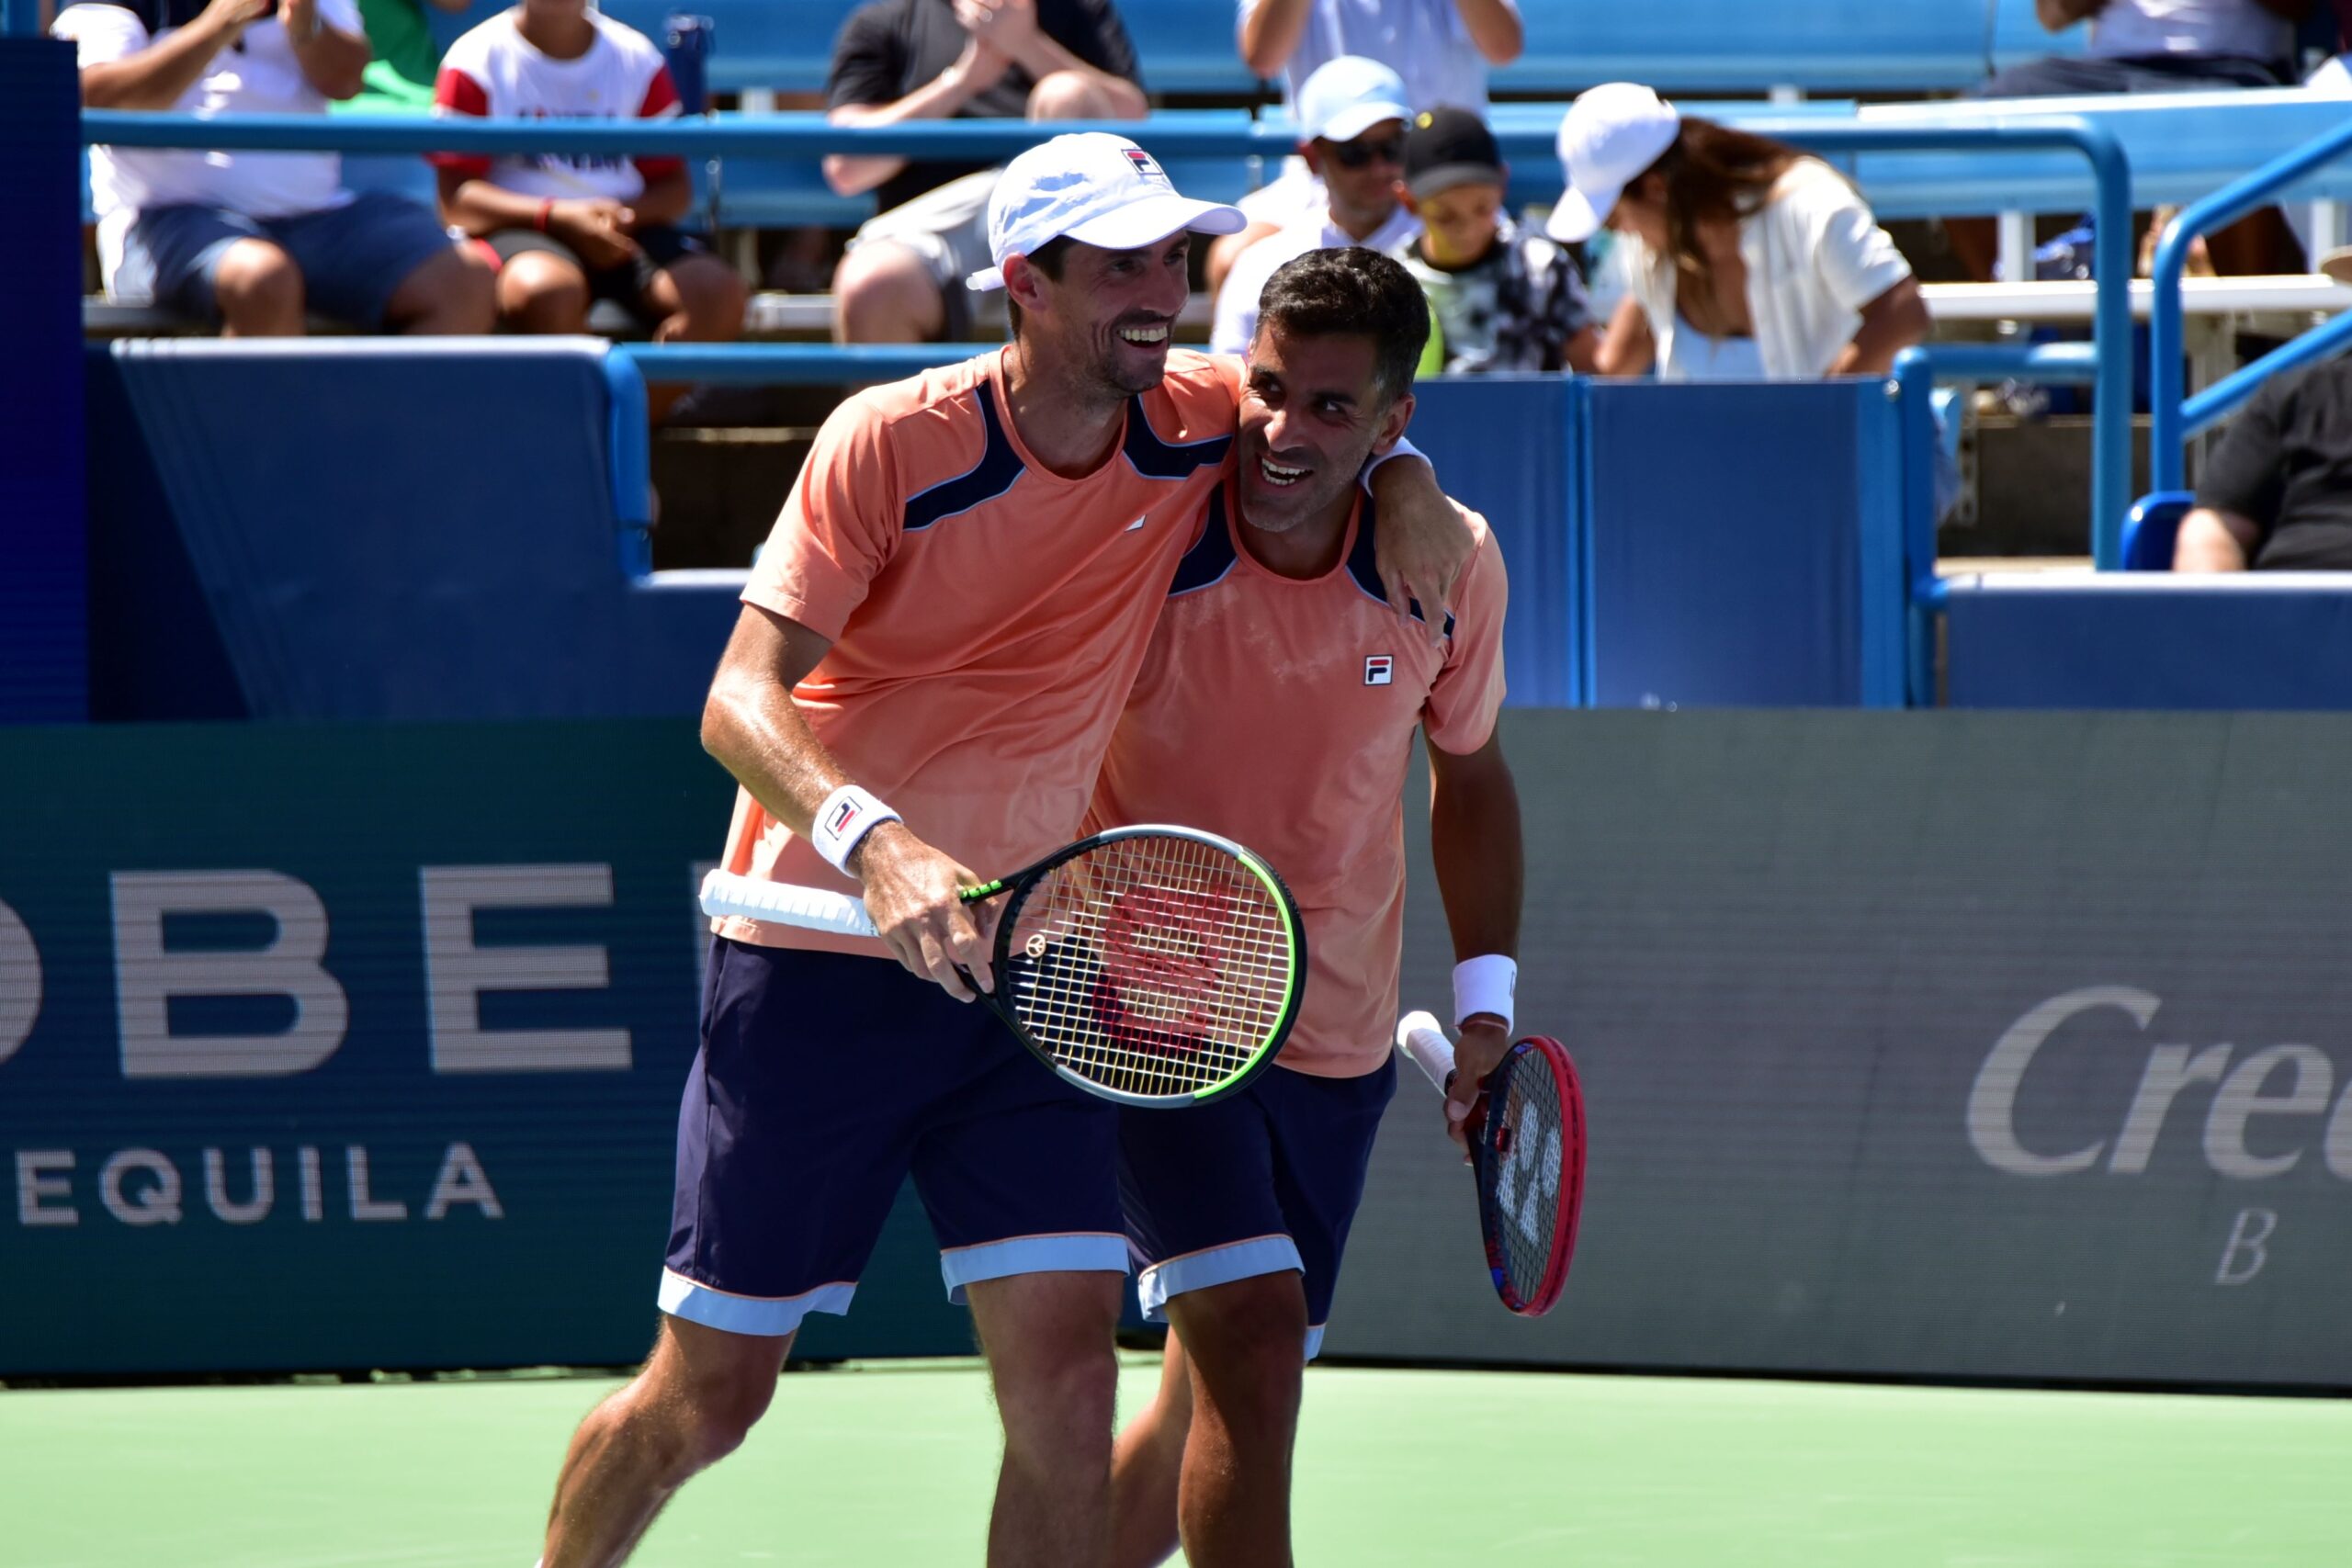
[0,41,87,723]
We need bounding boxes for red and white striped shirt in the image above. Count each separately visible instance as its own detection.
[433,7,684,202]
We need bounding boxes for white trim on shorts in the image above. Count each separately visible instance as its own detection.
[940,1231,1131,1303]
[1135,1234,1305,1321]
[658,1268,856,1337]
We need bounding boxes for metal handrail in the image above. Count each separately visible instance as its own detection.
[2150,114,2352,491]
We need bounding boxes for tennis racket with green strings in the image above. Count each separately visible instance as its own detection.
[700,825,1306,1108]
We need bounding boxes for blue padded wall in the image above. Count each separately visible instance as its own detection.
[0,42,88,724]
[1583,379,1902,709]
[86,340,733,723]
[1944,578,2352,710]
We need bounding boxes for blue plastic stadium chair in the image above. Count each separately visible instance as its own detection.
[2121,491,2194,570]
[1500,0,1990,95]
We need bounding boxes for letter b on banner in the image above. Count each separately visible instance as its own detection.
[112,871,348,1077]
[2216,1208,2278,1286]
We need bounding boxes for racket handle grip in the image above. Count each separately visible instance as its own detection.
[1396,1010,1457,1093]
[700,870,880,938]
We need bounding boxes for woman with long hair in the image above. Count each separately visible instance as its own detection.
[1548,84,1930,380]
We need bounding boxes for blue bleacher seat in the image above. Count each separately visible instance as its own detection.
[1497,0,1994,96]
[594,0,862,96]
[2121,491,2194,570]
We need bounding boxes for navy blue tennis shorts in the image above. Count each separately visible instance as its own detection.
[661,938,1127,1337]
[1118,1056,1397,1360]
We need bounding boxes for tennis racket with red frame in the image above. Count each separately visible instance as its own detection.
[1396,1010,1586,1316]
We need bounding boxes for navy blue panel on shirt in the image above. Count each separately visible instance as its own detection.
[1167,488,1239,596]
[1344,494,1454,636]
[1121,394,1232,480]
[903,378,1025,533]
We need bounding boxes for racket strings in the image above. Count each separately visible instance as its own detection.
[1002,834,1295,1098]
[1492,1060,1566,1303]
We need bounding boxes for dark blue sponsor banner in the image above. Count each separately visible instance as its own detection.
[0,720,967,1373]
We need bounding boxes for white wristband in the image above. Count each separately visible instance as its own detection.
[808,784,900,874]
[1453,954,1517,1035]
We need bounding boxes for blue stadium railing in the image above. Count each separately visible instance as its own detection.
[2149,112,2352,496]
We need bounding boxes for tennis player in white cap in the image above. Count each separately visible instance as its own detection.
[526,130,1473,1568]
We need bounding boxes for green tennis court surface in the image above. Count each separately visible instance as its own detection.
[6,1358,2345,1566]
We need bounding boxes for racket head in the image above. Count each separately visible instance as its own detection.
[989,825,1306,1108]
[1471,1035,1586,1316]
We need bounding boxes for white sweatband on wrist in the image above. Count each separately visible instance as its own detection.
[1453,955,1517,1034]
[808,784,900,874]
[1359,434,1426,493]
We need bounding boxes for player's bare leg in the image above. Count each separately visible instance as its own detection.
[540,1314,790,1568]
[967,1269,1125,1568]
[1110,1328,1194,1568]
[1162,1272,1308,1568]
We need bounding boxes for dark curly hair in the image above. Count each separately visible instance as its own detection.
[1254,246,1430,406]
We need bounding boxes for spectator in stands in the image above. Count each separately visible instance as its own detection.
[1949,0,2311,277]
[431,0,748,377]
[823,0,1148,343]
[1392,105,1597,375]
[2174,355,2352,570]
[1210,56,1420,354]
[55,0,495,336]
[1548,84,1929,381]
[1213,0,1523,289]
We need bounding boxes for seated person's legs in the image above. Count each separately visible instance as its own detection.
[488,236,595,333]
[119,207,306,337]
[1025,67,1136,121]
[268,190,494,333]
[831,167,995,343]
[638,239,751,344]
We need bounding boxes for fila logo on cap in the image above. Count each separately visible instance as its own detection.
[1123,147,1170,186]
[1363,655,1394,686]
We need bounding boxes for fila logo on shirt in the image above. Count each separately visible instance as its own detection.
[1363,655,1394,686]
[1123,147,1170,187]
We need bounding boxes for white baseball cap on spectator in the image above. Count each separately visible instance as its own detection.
[1545,82,1682,243]
[1295,56,1412,146]
[967,132,1246,291]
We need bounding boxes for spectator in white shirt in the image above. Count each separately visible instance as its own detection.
[1210,55,1420,348]
[1950,0,2309,277]
[431,0,748,371]
[1550,84,1929,381]
[1213,0,1519,290]
[55,0,494,335]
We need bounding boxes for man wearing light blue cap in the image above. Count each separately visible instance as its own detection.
[1209,56,1424,354]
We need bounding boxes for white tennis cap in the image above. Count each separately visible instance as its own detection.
[1295,55,1411,145]
[967,132,1246,291]
[1545,82,1681,243]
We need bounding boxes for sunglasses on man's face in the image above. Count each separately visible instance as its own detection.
[1326,134,1406,170]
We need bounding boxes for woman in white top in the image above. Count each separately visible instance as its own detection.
[1547,83,1930,382]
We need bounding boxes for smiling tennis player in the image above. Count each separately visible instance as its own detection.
[1100,247,1527,1568]
[529,135,1474,1568]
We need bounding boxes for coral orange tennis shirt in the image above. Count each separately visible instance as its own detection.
[1090,473,1509,1077]
[714,348,1239,956]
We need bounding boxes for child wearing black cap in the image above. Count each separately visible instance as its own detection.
[1393,106,1600,376]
